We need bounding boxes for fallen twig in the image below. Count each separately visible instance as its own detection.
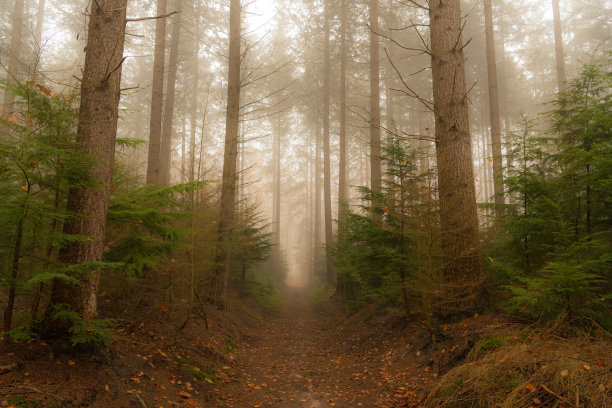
[539,384,575,407]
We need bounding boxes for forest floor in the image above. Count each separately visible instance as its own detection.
[0,286,610,407]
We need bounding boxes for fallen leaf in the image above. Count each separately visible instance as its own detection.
[532,397,542,405]
[525,383,535,392]
[560,370,568,377]
[179,391,192,398]
[105,384,110,392]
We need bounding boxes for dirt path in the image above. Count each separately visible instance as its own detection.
[214,287,389,407]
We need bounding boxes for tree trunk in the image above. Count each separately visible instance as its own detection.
[338,0,348,226]
[2,0,24,110]
[484,0,505,218]
[384,0,396,134]
[336,0,348,293]
[146,0,167,186]
[314,121,322,277]
[429,0,484,313]
[552,0,566,92]
[273,113,282,276]
[159,0,183,186]
[35,0,46,47]
[189,3,200,186]
[3,203,27,334]
[323,0,334,286]
[369,0,382,221]
[48,0,127,320]
[213,0,241,309]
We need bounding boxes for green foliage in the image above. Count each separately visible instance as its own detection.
[0,80,89,274]
[472,336,509,359]
[105,182,205,276]
[171,346,215,383]
[502,239,612,327]
[235,269,282,312]
[231,203,273,277]
[0,79,201,351]
[332,138,442,317]
[7,395,38,408]
[50,304,114,347]
[490,55,612,331]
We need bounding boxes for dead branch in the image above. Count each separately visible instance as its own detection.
[385,48,438,116]
[367,24,430,56]
[104,56,127,83]
[127,11,180,23]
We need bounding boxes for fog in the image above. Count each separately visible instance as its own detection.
[2,0,610,287]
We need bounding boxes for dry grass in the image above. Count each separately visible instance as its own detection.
[424,332,612,408]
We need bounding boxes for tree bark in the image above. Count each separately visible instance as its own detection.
[159,0,183,186]
[189,2,200,186]
[48,0,127,320]
[484,0,505,218]
[336,0,348,293]
[213,0,241,309]
[428,0,484,313]
[2,0,24,111]
[273,113,282,275]
[369,0,382,221]
[314,121,322,277]
[3,204,27,334]
[384,0,396,133]
[323,0,334,285]
[145,0,167,186]
[552,0,566,92]
[338,0,348,227]
[35,0,46,47]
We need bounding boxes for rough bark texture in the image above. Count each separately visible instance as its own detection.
[49,0,127,320]
[213,0,241,309]
[336,0,348,293]
[314,122,322,277]
[484,0,505,218]
[384,0,396,132]
[337,0,348,227]
[146,0,167,186]
[323,0,334,285]
[273,114,282,276]
[159,0,182,186]
[369,0,382,219]
[273,116,281,247]
[2,0,24,110]
[429,0,483,313]
[552,0,566,92]
[189,2,200,185]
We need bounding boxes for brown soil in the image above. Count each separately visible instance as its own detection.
[0,287,610,408]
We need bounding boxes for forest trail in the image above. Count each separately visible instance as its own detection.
[214,287,415,407]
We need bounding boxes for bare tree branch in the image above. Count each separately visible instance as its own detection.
[127,11,180,23]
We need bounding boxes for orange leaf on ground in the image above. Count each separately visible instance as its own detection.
[525,383,535,391]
